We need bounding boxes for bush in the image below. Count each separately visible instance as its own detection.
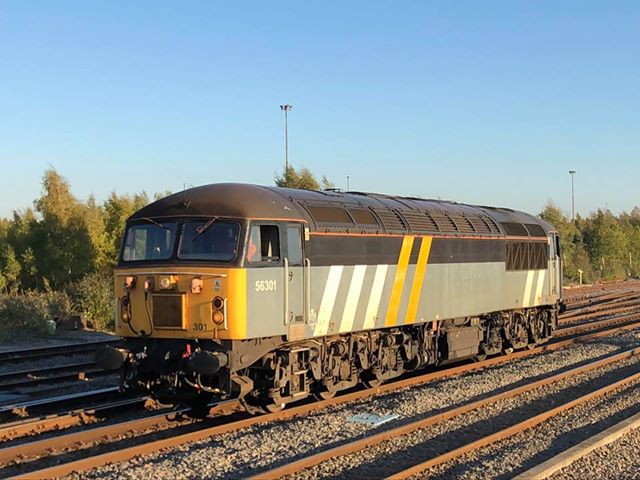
[72,272,114,331]
[0,290,73,335]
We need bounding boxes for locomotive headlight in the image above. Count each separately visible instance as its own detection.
[159,276,173,289]
[212,296,224,310]
[212,296,225,325]
[144,277,154,292]
[212,311,224,325]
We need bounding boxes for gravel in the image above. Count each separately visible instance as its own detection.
[550,426,640,480]
[419,373,640,479]
[68,327,640,480]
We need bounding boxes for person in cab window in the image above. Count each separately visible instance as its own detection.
[247,226,260,262]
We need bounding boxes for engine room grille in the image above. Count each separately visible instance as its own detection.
[152,294,185,329]
[429,211,458,233]
[402,210,439,233]
[372,208,407,233]
[447,212,476,234]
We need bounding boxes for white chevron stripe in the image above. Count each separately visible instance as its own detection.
[364,264,389,329]
[340,265,367,333]
[314,265,344,336]
[522,270,535,308]
[534,270,546,305]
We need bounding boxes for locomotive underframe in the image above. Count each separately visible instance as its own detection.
[112,304,557,413]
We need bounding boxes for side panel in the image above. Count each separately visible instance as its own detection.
[241,234,556,341]
[245,267,286,338]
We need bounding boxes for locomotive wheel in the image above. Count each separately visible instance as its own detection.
[260,389,286,413]
[314,390,336,400]
[261,401,286,413]
[474,353,487,362]
[313,384,337,400]
[362,373,384,389]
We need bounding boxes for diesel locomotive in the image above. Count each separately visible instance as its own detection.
[96,183,562,413]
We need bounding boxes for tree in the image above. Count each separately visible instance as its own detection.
[582,209,629,279]
[539,202,590,282]
[32,169,109,287]
[274,165,334,190]
[0,245,21,292]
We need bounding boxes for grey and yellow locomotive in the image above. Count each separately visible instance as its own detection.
[97,183,561,413]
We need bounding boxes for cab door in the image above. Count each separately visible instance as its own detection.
[284,224,305,340]
[549,233,560,297]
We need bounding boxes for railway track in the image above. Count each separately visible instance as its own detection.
[1,284,639,478]
[0,387,125,422]
[5,312,640,479]
[0,339,118,363]
[0,338,120,399]
[255,345,640,479]
[0,396,146,441]
[513,409,640,479]
[0,363,113,391]
[385,369,640,479]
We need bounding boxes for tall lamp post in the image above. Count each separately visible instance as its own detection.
[280,104,293,172]
[569,170,576,221]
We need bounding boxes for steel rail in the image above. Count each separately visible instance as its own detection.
[12,319,640,479]
[513,409,640,480]
[559,303,640,326]
[555,313,640,337]
[253,345,640,479]
[562,292,639,312]
[0,397,145,441]
[0,368,112,391]
[0,339,117,363]
[560,296,640,320]
[0,387,120,418]
[387,371,640,479]
[564,289,640,306]
[0,406,192,465]
[0,361,95,382]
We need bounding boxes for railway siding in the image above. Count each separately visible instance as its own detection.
[43,326,640,480]
[3,282,640,479]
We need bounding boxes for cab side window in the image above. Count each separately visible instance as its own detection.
[247,225,280,263]
[287,225,303,265]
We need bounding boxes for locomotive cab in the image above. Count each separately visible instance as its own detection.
[97,213,308,407]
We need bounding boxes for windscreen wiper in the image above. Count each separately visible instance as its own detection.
[194,217,218,237]
[141,217,172,231]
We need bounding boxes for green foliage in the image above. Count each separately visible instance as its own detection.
[0,245,21,293]
[72,272,115,331]
[0,290,73,335]
[540,202,640,283]
[0,168,163,334]
[274,165,334,191]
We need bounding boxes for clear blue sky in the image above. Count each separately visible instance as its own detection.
[1,1,638,219]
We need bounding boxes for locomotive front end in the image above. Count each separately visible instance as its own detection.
[96,216,248,406]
